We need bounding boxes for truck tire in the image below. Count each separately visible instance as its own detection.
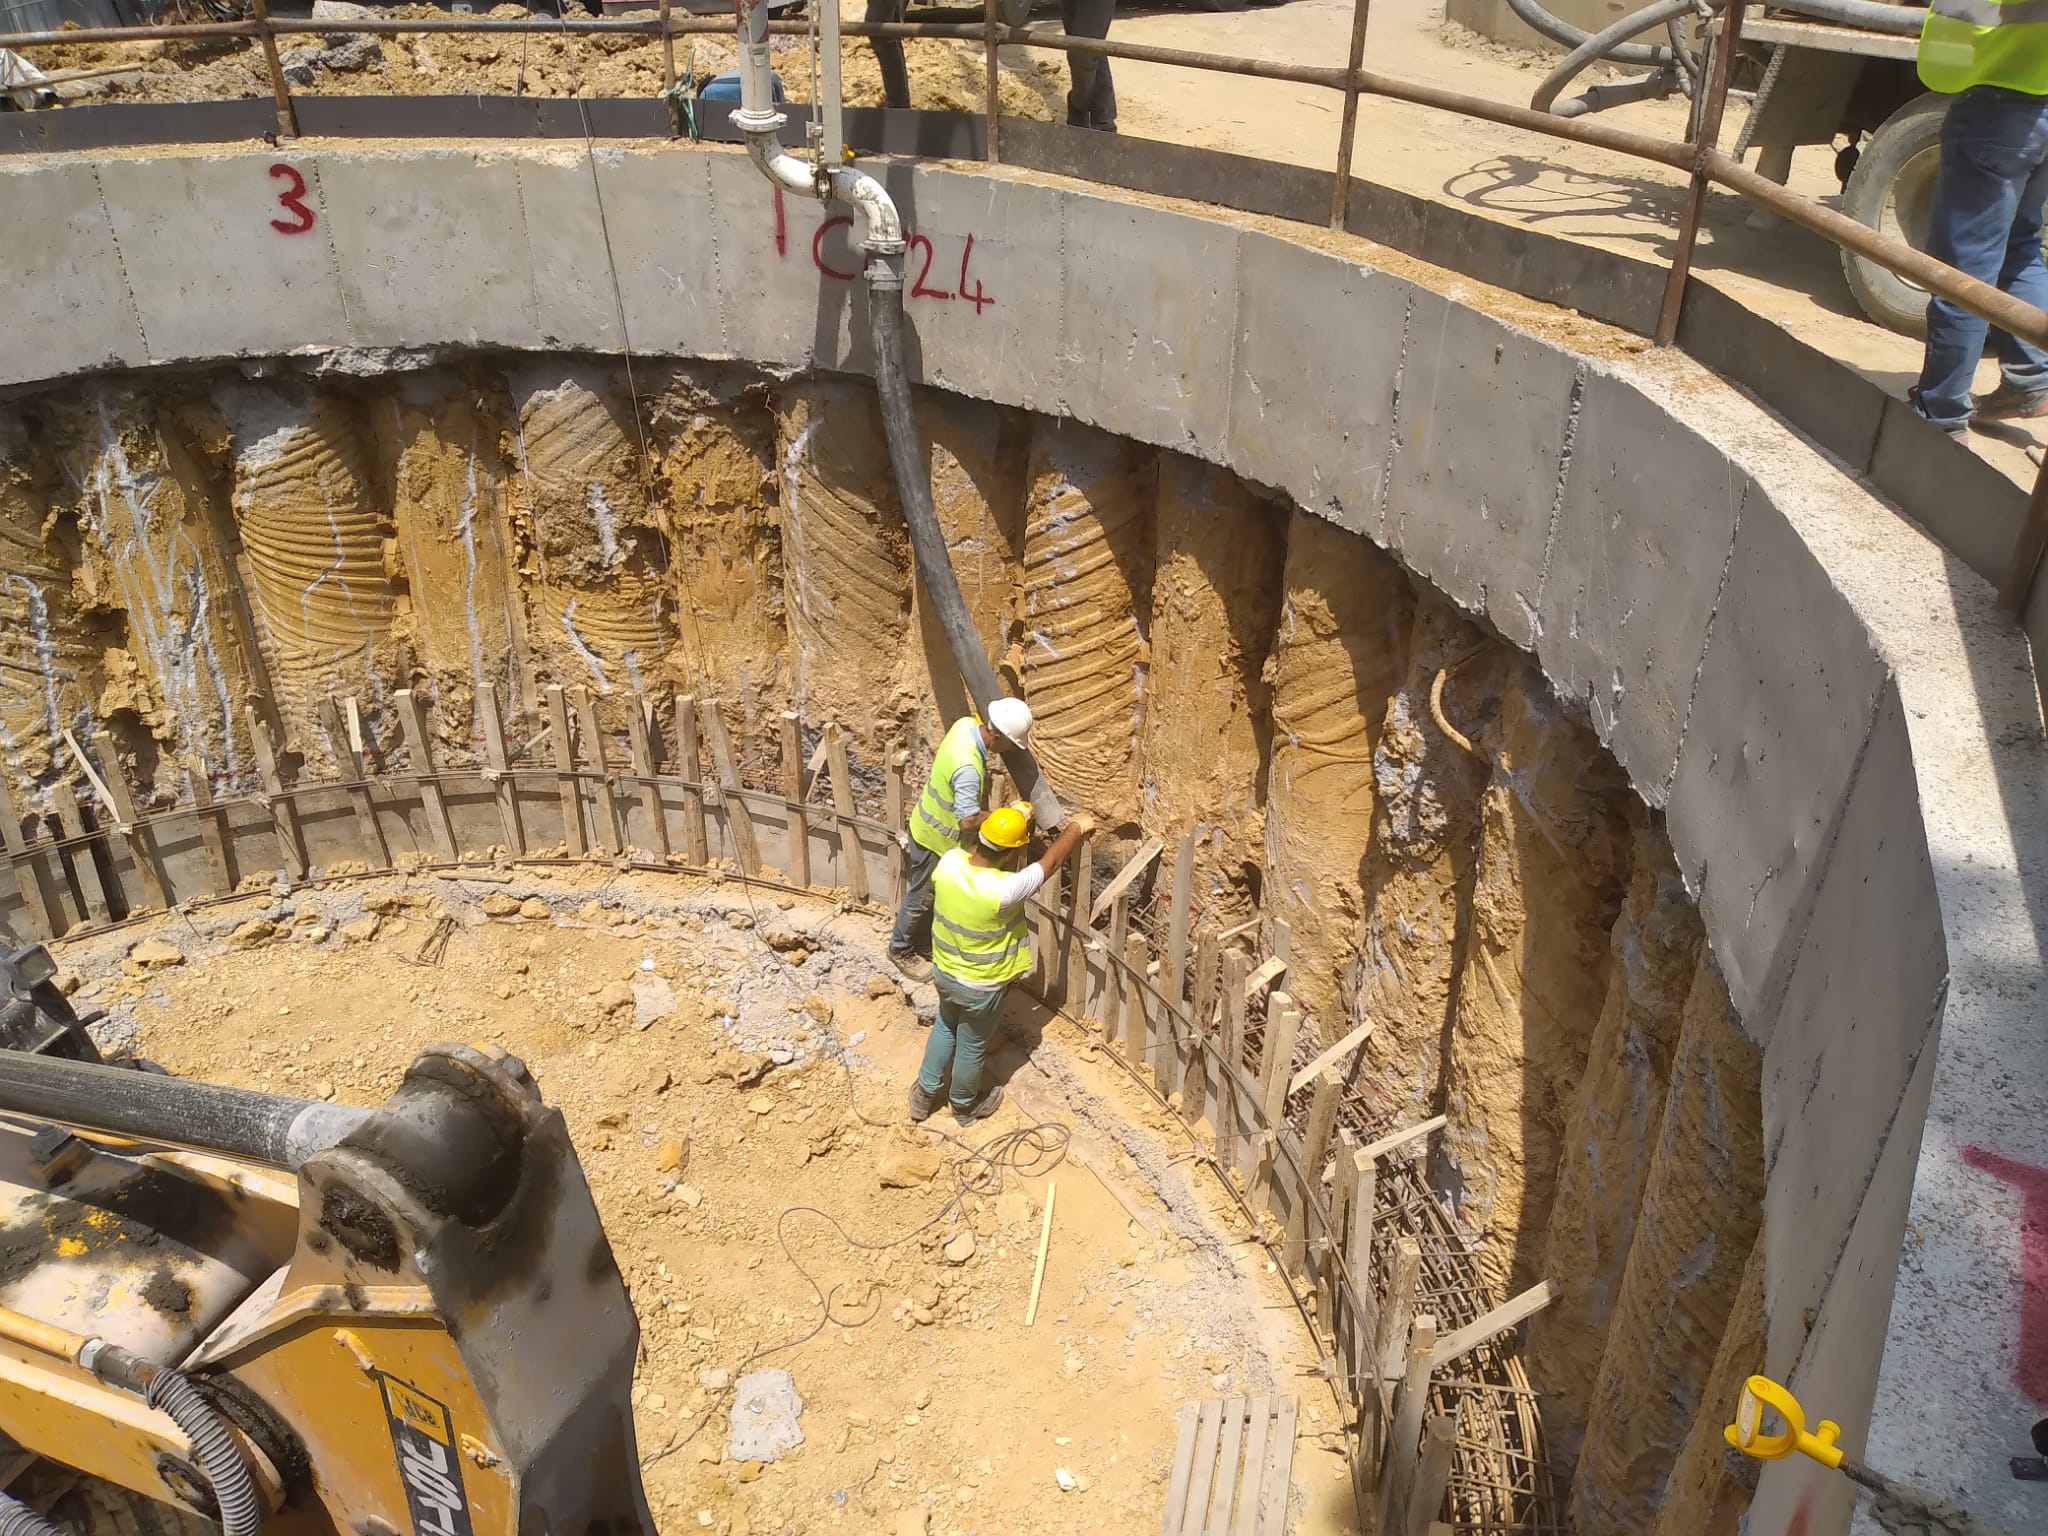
[1840,92,1949,339]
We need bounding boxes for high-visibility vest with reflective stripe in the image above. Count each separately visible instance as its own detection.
[911,718,988,857]
[1920,0,2048,96]
[931,848,1033,986]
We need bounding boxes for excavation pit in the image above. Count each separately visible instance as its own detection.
[1,133,2040,1536]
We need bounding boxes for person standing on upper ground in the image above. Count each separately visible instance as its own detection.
[1061,0,1116,131]
[909,805,1095,1125]
[1909,0,2048,437]
[887,698,1036,981]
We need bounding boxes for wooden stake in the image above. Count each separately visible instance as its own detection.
[571,687,621,857]
[780,711,810,887]
[1121,932,1150,1081]
[1377,1238,1423,1384]
[702,703,761,877]
[1164,831,1194,1003]
[624,696,666,859]
[1286,1068,1343,1275]
[1378,1314,1436,1533]
[245,707,305,881]
[478,686,526,857]
[1403,1413,1457,1536]
[1324,1126,1358,1360]
[1025,1181,1056,1325]
[1219,948,1248,1175]
[673,693,708,866]
[50,782,111,925]
[546,685,586,857]
[184,765,233,897]
[1103,893,1130,1040]
[0,774,57,940]
[395,689,458,862]
[885,750,910,905]
[1061,831,1093,1007]
[322,697,391,868]
[1089,837,1162,921]
[88,731,166,911]
[1259,993,1303,1130]
[825,722,869,902]
[1182,924,1217,1127]
[1345,1139,1378,1414]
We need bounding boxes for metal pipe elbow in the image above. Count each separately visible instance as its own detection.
[740,122,818,200]
[829,165,907,257]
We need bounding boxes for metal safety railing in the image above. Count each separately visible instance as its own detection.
[6,0,2048,601]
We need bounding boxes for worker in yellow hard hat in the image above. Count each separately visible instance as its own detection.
[909,803,1095,1125]
[888,698,1035,982]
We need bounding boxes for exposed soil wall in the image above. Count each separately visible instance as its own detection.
[0,354,1765,1534]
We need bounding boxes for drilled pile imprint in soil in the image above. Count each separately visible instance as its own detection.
[3,350,1766,1531]
[55,872,1355,1536]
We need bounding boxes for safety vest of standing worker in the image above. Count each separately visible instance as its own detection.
[1920,0,2048,94]
[887,698,1035,980]
[909,804,1094,1126]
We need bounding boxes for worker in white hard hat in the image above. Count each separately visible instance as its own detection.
[909,802,1095,1125]
[888,698,1035,981]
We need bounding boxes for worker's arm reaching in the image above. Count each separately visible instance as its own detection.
[1033,814,1094,883]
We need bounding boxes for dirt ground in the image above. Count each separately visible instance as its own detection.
[55,869,1355,1536]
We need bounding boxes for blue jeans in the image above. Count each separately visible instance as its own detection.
[916,972,1009,1108]
[1913,87,2048,432]
[889,842,939,956]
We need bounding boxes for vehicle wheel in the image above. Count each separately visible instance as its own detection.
[15,1467,213,1536]
[1840,92,1949,339]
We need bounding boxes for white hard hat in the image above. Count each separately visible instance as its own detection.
[986,697,1033,747]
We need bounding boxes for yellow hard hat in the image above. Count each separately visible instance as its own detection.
[980,805,1032,850]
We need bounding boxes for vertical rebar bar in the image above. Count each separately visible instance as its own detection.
[983,0,1001,163]
[1654,0,1742,344]
[1329,0,1372,229]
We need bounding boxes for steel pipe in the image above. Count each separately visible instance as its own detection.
[0,1053,369,1170]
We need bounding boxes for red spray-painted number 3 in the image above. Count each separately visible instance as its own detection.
[268,163,317,235]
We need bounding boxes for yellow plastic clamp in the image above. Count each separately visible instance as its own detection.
[1724,1375,1844,1469]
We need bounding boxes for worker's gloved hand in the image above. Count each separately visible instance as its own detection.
[1072,814,1097,836]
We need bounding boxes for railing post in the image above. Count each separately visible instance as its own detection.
[983,0,1002,164]
[249,0,298,141]
[1329,0,1372,229]
[1654,0,1743,344]
[658,0,680,137]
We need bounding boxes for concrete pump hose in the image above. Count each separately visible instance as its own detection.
[1533,0,1700,113]
[146,1369,262,1536]
[1503,0,1675,66]
[0,1495,65,1536]
[864,262,1067,829]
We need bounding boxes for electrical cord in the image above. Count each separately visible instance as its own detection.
[639,1051,1069,1470]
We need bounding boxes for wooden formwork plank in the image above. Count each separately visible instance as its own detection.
[1060,831,1093,1008]
[1090,837,1163,921]
[88,731,166,911]
[571,686,621,857]
[1162,1405,1200,1536]
[245,707,306,881]
[1164,831,1194,1003]
[1377,1238,1423,1383]
[824,722,869,903]
[1182,926,1218,1128]
[885,750,909,906]
[1230,1397,1271,1536]
[184,766,234,898]
[1181,1399,1225,1535]
[1208,1396,1247,1535]
[1122,932,1150,1080]
[1377,1315,1437,1533]
[1218,949,1247,1176]
[626,696,665,859]
[546,685,586,858]
[1432,1280,1556,1365]
[1290,1017,1374,1097]
[672,693,708,866]
[50,783,110,926]
[1403,1413,1456,1536]
[779,711,809,887]
[701,703,761,877]
[322,697,392,868]
[1243,957,1287,1001]
[394,689,458,862]
[477,686,526,857]
[0,772,58,941]
[1360,1115,1447,1162]
[1287,1069,1344,1275]
[1254,1397,1297,1535]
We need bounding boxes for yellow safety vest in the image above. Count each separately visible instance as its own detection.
[1920,0,2048,96]
[931,848,1033,986]
[911,718,988,857]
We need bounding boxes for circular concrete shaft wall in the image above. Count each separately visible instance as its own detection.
[0,140,2043,1536]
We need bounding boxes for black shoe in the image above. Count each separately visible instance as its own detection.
[908,1082,940,1122]
[951,1083,1003,1125]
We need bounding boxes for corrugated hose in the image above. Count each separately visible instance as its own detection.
[144,1370,262,1536]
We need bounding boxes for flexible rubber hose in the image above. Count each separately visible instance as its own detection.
[1534,0,1698,111]
[0,1494,64,1536]
[1550,66,1681,116]
[1503,0,1674,66]
[864,263,1067,828]
[1772,0,1921,29]
[146,1370,261,1536]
